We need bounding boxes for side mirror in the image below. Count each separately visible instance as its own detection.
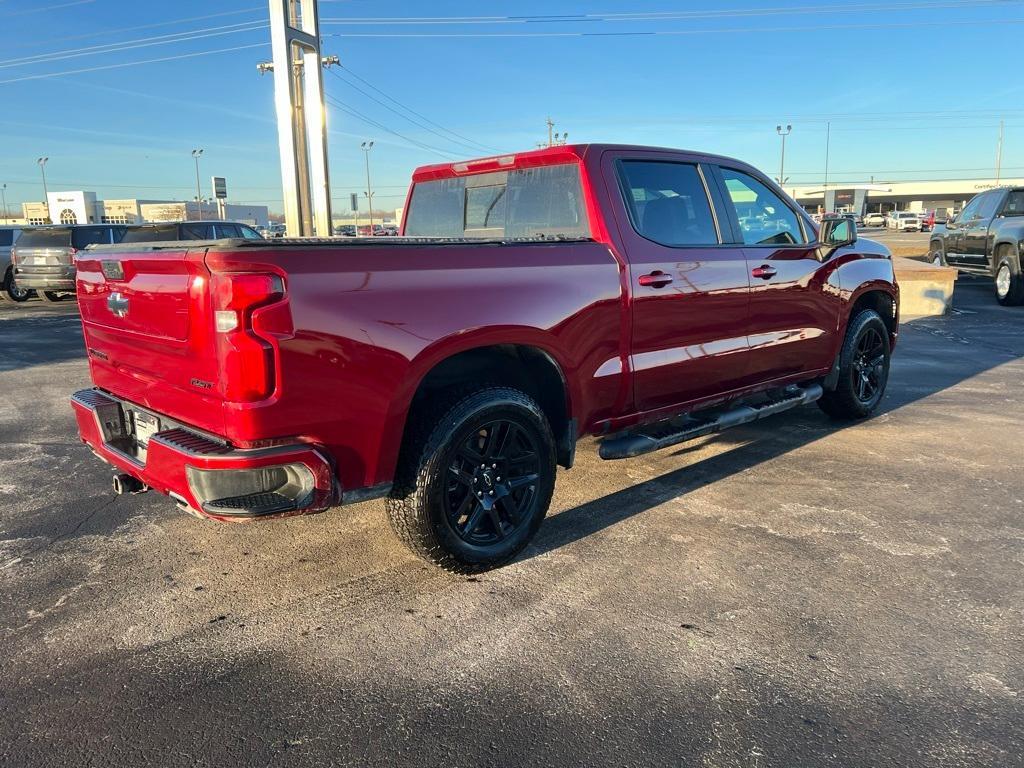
[820,217,856,249]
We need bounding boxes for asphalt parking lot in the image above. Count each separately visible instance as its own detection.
[1,279,1022,768]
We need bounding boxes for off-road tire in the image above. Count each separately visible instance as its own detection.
[994,246,1024,306]
[40,291,63,303]
[818,309,891,420]
[386,386,557,573]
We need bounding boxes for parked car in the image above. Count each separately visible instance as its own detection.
[334,225,357,237]
[70,143,898,573]
[0,226,31,302]
[919,210,936,232]
[11,224,127,302]
[887,212,921,232]
[930,186,1024,304]
[863,212,886,227]
[119,221,263,243]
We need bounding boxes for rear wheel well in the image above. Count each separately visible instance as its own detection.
[994,242,1020,273]
[406,345,574,468]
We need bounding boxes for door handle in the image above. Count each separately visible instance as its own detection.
[751,264,777,280]
[638,271,674,288]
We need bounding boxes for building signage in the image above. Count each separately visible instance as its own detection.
[212,176,227,200]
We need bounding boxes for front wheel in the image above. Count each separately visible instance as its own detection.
[40,291,64,303]
[818,309,891,420]
[386,387,557,573]
[929,240,947,267]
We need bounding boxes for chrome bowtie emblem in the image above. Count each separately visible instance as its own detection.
[107,291,129,318]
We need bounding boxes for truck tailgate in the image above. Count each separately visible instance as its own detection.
[76,247,226,436]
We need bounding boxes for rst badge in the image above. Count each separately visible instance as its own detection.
[107,291,129,318]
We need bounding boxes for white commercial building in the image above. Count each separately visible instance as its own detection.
[785,177,1024,217]
[21,191,270,227]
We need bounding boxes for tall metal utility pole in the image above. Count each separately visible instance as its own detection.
[547,117,554,148]
[37,157,50,222]
[776,125,792,188]
[264,0,333,237]
[191,149,204,220]
[361,140,374,234]
[996,119,1004,185]
[822,121,831,212]
[1,184,8,225]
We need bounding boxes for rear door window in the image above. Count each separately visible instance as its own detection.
[215,223,242,238]
[617,161,719,246]
[0,230,14,247]
[16,228,72,248]
[1002,190,1024,215]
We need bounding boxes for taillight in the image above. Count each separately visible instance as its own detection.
[211,273,286,402]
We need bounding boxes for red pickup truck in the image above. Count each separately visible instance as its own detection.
[71,144,898,572]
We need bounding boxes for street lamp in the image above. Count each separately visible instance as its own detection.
[361,141,374,234]
[37,157,49,222]
[191,149,204,221]
[775,125,792,188]
[1,183,8,225]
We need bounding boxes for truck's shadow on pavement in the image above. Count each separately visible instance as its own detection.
[526,304,1024,561]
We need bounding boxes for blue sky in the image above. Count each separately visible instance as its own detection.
[2,0,1023,215]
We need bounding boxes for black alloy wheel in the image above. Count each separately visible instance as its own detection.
[851,325,887,405]
[386,387,557,573]
[444,419,541,546]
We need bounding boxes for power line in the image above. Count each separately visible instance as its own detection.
[0,21,269,70]
[327,68,497,155]
[325,93,457,159]
[336,65,499,153]
[318,0,1023,24]
[321,16,1024,38]
[0,43,269,86]
[4,7,265,51]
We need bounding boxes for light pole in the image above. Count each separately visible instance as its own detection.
[361,141,375,234]
[1,183,8,225]
[191,149,204,220]
[775,124,792,189]
[37,157,49,222]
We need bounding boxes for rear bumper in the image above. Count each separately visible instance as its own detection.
[71,388,337,520]
[14,265,75,291]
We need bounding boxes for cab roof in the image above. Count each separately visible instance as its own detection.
[410,143,746,182]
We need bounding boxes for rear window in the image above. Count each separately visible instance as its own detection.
[14,228,72,248]
[404,163,591,240]
[120,224,180,243]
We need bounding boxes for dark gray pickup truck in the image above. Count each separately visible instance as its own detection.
[929,186,1024,305]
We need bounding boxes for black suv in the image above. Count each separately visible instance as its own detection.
[119,221,263,243]
[11,224,127,302]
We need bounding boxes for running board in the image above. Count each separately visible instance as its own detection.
[598,383,823,460]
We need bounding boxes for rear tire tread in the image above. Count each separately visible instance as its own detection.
[386,386,555,574]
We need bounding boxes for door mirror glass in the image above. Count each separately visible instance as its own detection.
[820,217,856,248]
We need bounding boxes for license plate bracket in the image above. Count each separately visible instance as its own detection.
[129,409,160,447]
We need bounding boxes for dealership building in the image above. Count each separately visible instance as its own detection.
[784,176,1024,217]
[20,191,270,227]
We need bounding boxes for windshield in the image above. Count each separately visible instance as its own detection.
[120,224,179,242]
